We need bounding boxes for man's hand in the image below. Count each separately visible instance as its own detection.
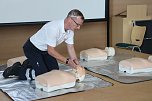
[73,59,80,65]
[67,58,78,69]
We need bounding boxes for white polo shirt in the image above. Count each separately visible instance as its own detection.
[30,20,74,51]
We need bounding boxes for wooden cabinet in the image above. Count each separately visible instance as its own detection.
[111,16,133,46]
[111,16,151,47]
[111,5,151,47]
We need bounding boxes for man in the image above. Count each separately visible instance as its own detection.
[3,9,85,80]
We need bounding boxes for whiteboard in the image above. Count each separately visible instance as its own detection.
[0,0,107,24]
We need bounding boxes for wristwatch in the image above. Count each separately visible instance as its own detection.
[66,58,69,64]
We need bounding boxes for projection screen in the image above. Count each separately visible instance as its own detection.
[0,0,109,24]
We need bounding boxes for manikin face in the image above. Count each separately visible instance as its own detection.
[70,16,84,31]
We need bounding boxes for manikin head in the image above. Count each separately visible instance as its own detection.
[70,66,85,82]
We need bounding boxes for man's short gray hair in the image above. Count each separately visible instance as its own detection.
[67,9,84,20]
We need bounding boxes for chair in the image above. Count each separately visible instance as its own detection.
[116,26,146,52]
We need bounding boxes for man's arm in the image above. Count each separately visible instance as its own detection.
[66,44,79,65]
[47,45,66,63]
[47,45,77,68]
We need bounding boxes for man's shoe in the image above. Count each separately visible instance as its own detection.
[3,62,21,78]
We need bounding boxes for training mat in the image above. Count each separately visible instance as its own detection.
[0,65,112,101]
[80,53,152,84]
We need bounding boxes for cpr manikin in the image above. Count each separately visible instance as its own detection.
[148,55,152,62]
[80,47,115,61]
[119,57,152,74]
[7,56,27,67]
[35,66,85,92]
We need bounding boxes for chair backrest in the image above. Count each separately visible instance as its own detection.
[131,26,146,46]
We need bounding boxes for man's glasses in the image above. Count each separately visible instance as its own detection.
[71,18,81,27]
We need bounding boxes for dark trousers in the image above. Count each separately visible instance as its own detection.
[19,39,59,80]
